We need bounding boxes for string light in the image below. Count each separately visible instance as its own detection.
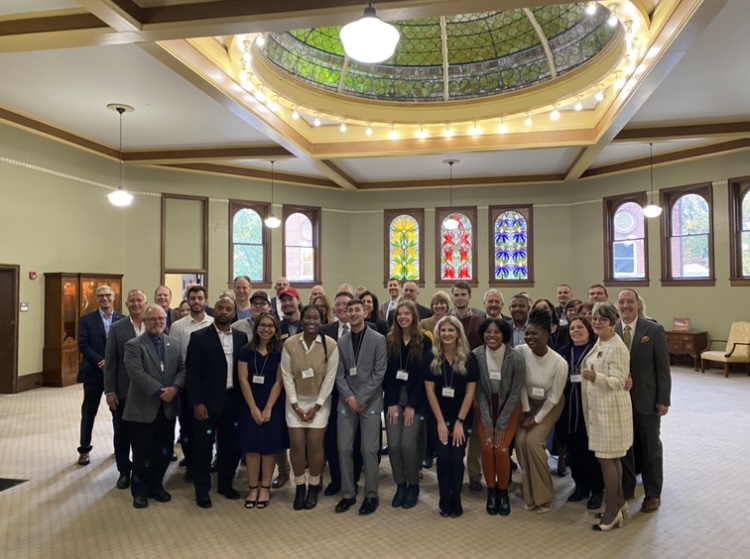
[550,106,561,121]
[443,125,455,138]
[416,126,428,139]
[469,122,482,136]
[313,114,321,127]
[525,113,533,127]
[595,87,605,102]
[388,125,398,140]
[498,118,507,134]
[256,35,266,47]
[292,107,300,120]
[365,123,373,136]
[574,97,583,111]
[339,120,347,133]
[586,2,598,15]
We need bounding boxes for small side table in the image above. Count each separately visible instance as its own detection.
[665,331,708,371]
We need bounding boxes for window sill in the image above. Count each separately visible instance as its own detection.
[660,278,716,287]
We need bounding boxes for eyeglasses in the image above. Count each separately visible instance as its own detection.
[257,324,276,330]
[97,293,113,298]
[145,317,166,322]
[591,316,610,324]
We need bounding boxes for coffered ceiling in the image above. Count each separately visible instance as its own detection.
[0,0,747,191]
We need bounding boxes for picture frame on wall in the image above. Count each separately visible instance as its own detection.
[672,318,691,332]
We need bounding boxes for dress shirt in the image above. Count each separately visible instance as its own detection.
[511,322,527,348]
[170,313,214,359]
[339,321,350,339]
[386,298,399,317]
[130,317,146,337]
[99,309,114,337]
[214,325,234,390]
[280,335,340,406]
[621,317,638,350]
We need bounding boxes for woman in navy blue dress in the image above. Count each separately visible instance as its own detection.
[238,312,288,509]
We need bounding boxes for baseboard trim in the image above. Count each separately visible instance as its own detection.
[16,373,43,393]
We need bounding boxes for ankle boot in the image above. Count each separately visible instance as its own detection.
[293,484,307,510]
[392,483,408,508]
[498,488,511,516]
[304,484,321,510]
[402,484,420,509]
[486,487,499,515]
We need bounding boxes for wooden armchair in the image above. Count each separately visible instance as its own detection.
[700,321,750,378]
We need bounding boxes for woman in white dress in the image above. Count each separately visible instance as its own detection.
[582,302,633,532]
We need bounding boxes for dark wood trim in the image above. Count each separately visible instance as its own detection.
[161,194,210,293]
[281,204,321,287]
[228,200,272,288]
[434,206,478,288]
[488,205,534,286]
[729,279,750,287]
[0,13,103,36]
[123,146,293,163]
[161,163,340,189]
[602,192,650,285]
[660,182,715,286]
[359,174,565,190]
[16,372,43,393]
[615,121,750,142]
[728,176,750,283]
[383,209,426,288]
[0,264,20,394]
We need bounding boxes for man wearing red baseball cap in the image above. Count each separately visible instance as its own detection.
[279,287,302,343]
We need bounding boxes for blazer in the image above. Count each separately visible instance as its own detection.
[186,326,248,414]
[77,309,124,385]
[381,299,398,318]
[321,321,376,342]
[387,302,432,326]
[383,335,432,416]
[104,317,138,399]
[615,318,671,415]
[123,333,186,423]
[336,326,387,413]
[473,344,526,431]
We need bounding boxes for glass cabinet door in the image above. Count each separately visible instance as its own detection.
[62,279,77,343]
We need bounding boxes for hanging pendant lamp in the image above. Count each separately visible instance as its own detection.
[106,103,134,207]
[642,143,663,218]
[264,160,281,228]
[443,159,459,230]
[340,2,400,64]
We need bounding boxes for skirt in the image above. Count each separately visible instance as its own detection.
[285,394,331,429]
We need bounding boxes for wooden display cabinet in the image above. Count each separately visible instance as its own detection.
[43,273,123,387]
[665,330,708,371]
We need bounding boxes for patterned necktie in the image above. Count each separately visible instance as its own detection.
[624,325,632,349]
[343,323,350,336]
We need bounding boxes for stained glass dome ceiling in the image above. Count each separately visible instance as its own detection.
[261,4,617,103]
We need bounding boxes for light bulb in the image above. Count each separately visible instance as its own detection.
[243,51,252,64]
[239,70,249,83]
[365,124,373,136]
[608,11,618,27]
[292,108,300,120]
[574,99,583,111]
[595,88,605,102]
[416,126,428,139]
[443,125,454,138]
[642,204,663,218]
[255,89,266,103]
[525,113,533,127]
[469,122,482,136]
[550,108,561,121]
[586,2,597,15]
[108,188,133,207]
[498,119,507,134]
[264,215,281,228]
[444,217,459,230]
[388,126,398,140]
[313,115,321,127]
[614,73,625,89]
[269,97,280,112]
[340,121,347,133]
[256,35,266,47]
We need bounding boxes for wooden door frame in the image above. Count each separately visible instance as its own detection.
[0,264,20,394]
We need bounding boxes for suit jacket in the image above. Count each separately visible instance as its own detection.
[387,302,432,326]
[123,333,186,423]
[381,298,400,319]
[104,318,138,399]
[616,318,671,415]
[270,297,282,319]
[336,326,387,413]
[165,308,181,334]
[77,309,124,385]
[321,321,376,342]
[473,344,526,431]
[186,326,248,414]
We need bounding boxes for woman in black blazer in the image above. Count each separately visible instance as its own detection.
[361,290,389,336]
[384,301,433,509]
[473,317,526,516]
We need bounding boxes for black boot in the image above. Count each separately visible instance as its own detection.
[498,488,511,516]
[293,484,307,510]
[568,486,590,502]
[486,487,499,515]
[587,491,604,510]
[402,484,420,509]
[392,483,408,508]
[305,484,321,510]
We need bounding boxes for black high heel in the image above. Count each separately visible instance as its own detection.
[244,486,258,509]
[256,485,271,509]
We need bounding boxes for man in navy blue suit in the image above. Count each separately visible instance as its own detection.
[76,284,123,465]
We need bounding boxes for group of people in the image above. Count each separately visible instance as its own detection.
[74,276,671,530]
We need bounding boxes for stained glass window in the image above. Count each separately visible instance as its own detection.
[604,195,648,283]
[388,213,421,281]
[440,213,473,281]
[230,201,270,284]
[283,206,320,284]
[490,206,533,285]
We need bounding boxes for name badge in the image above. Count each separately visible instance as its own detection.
[396,370,409,381]
[252,375,265,384]
[442,387,455,398]
[531,387,545,398]
[160,362,164,372]
[349,366,358,377]
[489,371,502,381]
[301,368,314,380]
[570,374,582,383]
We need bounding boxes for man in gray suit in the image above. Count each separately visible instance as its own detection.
[616,289,671,513]
[334,298,387,515]
[124,305,186,509]
[103,289,147,490]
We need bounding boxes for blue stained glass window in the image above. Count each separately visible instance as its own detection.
[493,210,529,281]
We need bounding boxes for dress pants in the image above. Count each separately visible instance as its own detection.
[178,395,194,471]
[110,400,132,474]
[435,432,468,512]
[129,405,175,498]
[325,388,363,487]
[385,410,422,485]
[516,397,565,507]
[192,390,242,498]
[338,405,381,499]
[622,409,663,498]
[466,403,483,481]
[78,382,103,453]
[566,424,603,493]
[419,412,437,461]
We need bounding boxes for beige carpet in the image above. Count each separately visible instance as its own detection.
[0,365,747,558]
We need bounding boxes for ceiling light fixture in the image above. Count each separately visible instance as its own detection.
[292,107,300,120]
[365,123,373,136]
[498,118,507,134]
[595,87,605,102]
[339,120,347,133]
[642,142,663,218]
[469,122,482,136]
[388,125,398,140]
[525,113,533,127]
[264,160,282,228]
[443,125,455,138]
[313,114,322,127]
[416,126,428,139]
[586,2,598,15]
[550,106,561,121]
[574,97,584,111]
[443,159,460,230]
[106,103,134,207]
[340,2,400,64]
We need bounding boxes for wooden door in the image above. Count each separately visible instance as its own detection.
[0,265,19,393]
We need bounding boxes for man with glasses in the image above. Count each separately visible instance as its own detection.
[231,290,272,337]
[76,285,123,466]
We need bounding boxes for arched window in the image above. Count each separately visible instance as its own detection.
[387,212,422,282]
[729,177,750,285]
[661,184,714,285]
[283,205,320,284]
[604,194,648,284]
[435,207,477,286]
[490,206,533,286]
[231,207,264,281]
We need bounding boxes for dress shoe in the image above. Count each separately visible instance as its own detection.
[183,471,193,484]
[623,490,635,501]
[595,503,629,519]
[116,473,131,490]
[641,496,661,513]
[335,497,356,513]
[304,484,321,510]
[77,452,90,466]
[381,445,389,456]
[359,497,379,515]
[402,485,419,509]
[178,458,187,467]
[218,487,240,500]
[196,496,212,509]
[498,488,511,516]
[149,489,172,503]
[293,484,308,510]
[587,491,604,510]
[536,502,552,515]
[450,501,463,518]
[170,452,178,462]
[132,496,148,509]
[324,483,340,497]
[592,511,624,531]
[469,476,483,493]
[486,487,499,515]
[272,473,289,489]
[421,456,433,469]
[391,483,407,508]
[567,486,590,502]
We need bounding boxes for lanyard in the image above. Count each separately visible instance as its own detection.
[253,350,270,377]
[350,329,365,365]
[442,358,455,390]
[569,344,590,376]
[398,340,411,372]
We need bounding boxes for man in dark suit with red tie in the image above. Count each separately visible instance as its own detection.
[76,284,123,466]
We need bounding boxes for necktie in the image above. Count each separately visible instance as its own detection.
[624,325,632,349]
[343,323,350,336]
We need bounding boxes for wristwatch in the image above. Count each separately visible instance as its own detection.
[456,417,465,424]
